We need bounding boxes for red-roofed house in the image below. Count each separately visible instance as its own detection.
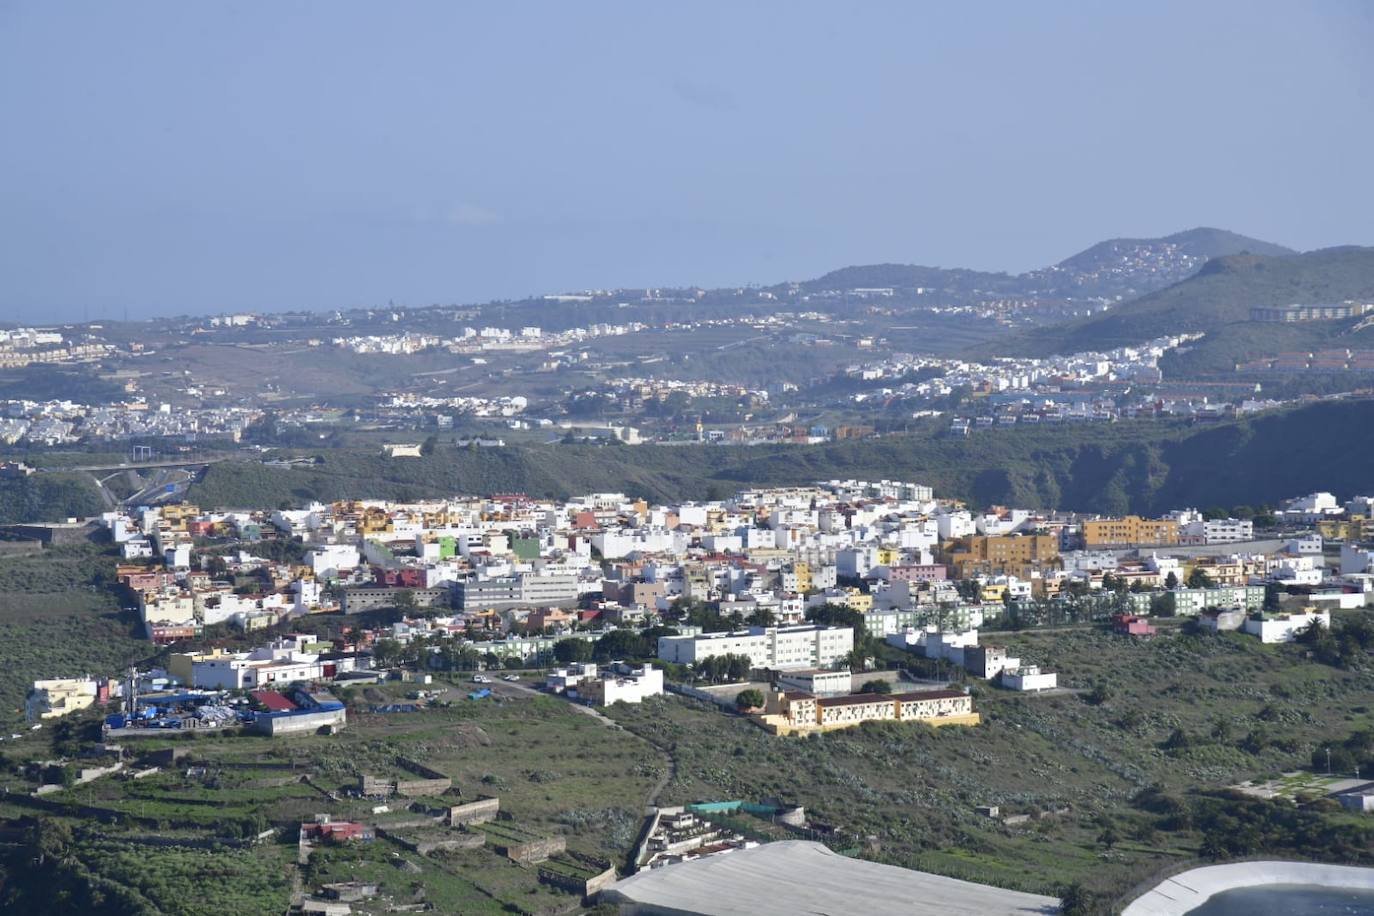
[251,690,297,712]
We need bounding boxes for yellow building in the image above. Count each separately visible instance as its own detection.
[980,583,1008,603]
[26,678,99,720]
[1030,574,1065,599]
[789,562,813,594]
[945,535,1059,579]
[835,588,872,613]
[158,504,202,530]
[1318,516,1374,542]
[1082,516,1179,548]
[359,509,392,535]
[760,688,979,735]
[1185,557,1246,587]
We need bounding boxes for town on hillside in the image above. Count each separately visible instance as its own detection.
[6,479,1374,912]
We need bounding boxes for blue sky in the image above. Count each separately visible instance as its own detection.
[1,1,1372,321]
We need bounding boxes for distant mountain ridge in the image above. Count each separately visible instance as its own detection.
[1055,228,1294,272]
[800,227,1293,302]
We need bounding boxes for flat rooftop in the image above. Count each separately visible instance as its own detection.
[603,840,1059,916]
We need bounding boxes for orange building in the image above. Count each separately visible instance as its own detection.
[944,534,1059,578]
[1082,516,1179,548]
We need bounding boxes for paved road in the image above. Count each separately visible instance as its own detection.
[52,456,227,473]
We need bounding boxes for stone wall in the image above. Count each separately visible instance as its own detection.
[537,856,617,898]
[501,835,566,865]
[395,777,451,797]
[386,830,485,856]
[394,757,452,796]
[360,774,393,796]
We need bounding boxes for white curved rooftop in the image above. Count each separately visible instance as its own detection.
[602,839,1059,916]
[1123,860,1374,915]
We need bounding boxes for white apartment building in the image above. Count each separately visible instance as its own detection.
[452,573,579,610]
[837,546,880,579]
[936,511,976,540]
[1284,492,1342,522]
[1180,518,1254,545]
[592,528,687,559]
[309,544,360,577]
[657,625,853,671]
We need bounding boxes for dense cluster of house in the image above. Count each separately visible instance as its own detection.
[16,480,1372,749]
[333,321,646,356]
[0,327,111,369]
[95,483,1374,655]
[1,398,263,445]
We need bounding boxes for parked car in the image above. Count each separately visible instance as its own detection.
[502,674,519,682]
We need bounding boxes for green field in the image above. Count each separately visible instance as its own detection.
[0,471,106,525]
[0,686,657,915]
[0,625,1371,913]
[606,624,1374,905]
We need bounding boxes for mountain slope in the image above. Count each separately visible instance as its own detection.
[187,397,1374,515]
[993,246,1374,372]
[799,227,1293,304]
[1057,228,1294,272]
[801,263,1019,295]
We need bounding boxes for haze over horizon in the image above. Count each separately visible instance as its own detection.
[2,1,1372,323]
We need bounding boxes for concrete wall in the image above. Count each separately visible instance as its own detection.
[448,797,500,826]
[395,777,451,797]
[538,859,617,897]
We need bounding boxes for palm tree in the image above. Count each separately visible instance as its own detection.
[841,648,866,673]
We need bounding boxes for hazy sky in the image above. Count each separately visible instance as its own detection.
[2,2,1372,322]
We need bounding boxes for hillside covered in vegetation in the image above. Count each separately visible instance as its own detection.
[0,472,104,525]
[187,398,1374,514]
[995,246,1374,374]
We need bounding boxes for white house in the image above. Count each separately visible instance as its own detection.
[1242,609,1330,644]
[1000,665,1057,691]
[1284,493,1341,522]
[579,664,664,705]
